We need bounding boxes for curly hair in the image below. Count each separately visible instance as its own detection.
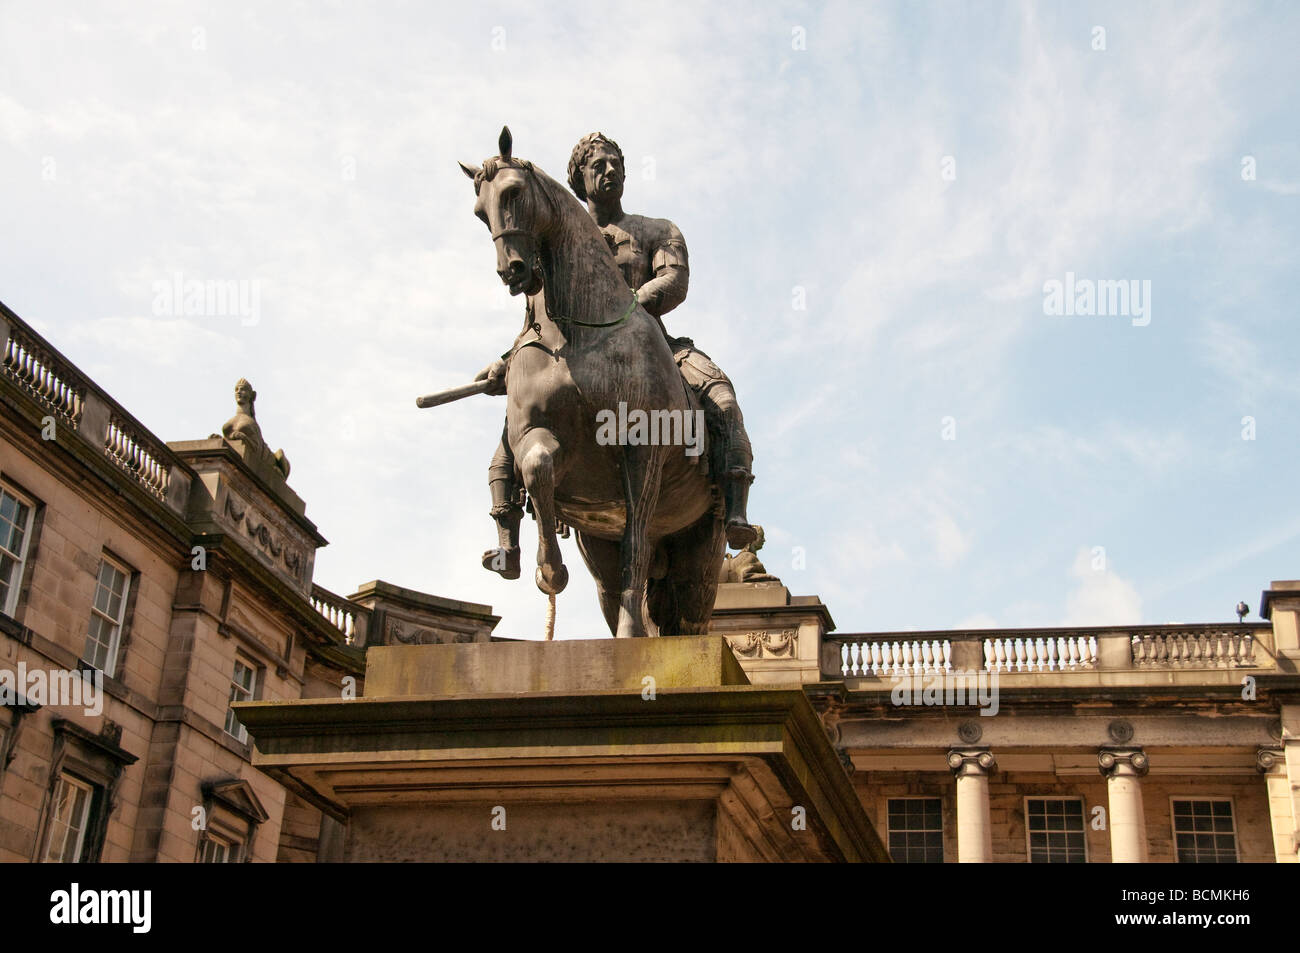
[567,132,624,201]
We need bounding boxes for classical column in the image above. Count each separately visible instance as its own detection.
[1257,747,1298,863]
[1099,747,1149,862]
[948,747,996,863]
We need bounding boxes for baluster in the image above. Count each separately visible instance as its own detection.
[1031,637,1045,672]
[995,638,1008,673]
[921,640,934,675]
[983,638,995,672]
[898,640,911,675]
[942,640,952,673]
[840,642,849,676]
[1086,635,1097,666]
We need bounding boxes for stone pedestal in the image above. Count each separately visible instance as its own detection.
[708,583,833,685]
[234,636,886,863]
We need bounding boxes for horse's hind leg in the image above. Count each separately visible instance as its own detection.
[516,428,568,596]
[575,532,622,637]
[654,511,726,636]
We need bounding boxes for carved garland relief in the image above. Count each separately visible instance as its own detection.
[224,493,306,584]
[724,629,798,659]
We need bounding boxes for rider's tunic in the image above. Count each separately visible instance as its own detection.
[600,213,731,398]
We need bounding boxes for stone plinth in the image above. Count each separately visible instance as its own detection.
[235,636,886,863]
[709,584,833,685]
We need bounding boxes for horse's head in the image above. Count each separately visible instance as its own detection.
[459,126,554,297]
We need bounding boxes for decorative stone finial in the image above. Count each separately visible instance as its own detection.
[718,525,780,583]
[221,378,291,482]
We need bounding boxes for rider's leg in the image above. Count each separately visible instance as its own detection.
[704,384,757,550]
[677,340,757,551]
[483,421,522,579]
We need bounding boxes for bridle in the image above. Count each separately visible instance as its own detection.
[485,162,639,330]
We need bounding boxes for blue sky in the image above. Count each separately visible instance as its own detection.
[1,1,1296,638]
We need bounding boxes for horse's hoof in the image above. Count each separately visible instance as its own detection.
[482,547,521,579]
[726,520,759,550]
[535,563,569,595]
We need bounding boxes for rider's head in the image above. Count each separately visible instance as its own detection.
[568,132,625,204]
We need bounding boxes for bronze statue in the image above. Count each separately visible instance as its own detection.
[475,132,756,582]
[566,133,755,548]
[221,378,290,481]
[458,127,731,638]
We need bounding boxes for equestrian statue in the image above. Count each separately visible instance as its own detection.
[418,127,755,639]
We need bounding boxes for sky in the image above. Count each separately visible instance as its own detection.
[1,1,1296,639]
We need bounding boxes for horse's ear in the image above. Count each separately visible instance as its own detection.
[498,126,512,160]
[458,161,480,180]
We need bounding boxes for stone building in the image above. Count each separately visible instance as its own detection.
[2,296,1297,862]
[711,573,1300,863]
[0,301,497,863]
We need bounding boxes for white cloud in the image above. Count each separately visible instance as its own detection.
[1062,547,1142,626]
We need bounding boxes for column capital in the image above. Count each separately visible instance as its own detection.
[1256,746,1285,775]
[1098,746,1148,778]
[948,746,996,778]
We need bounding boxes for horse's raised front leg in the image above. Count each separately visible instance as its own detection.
[615,446,664,639]
[516,428,568,596]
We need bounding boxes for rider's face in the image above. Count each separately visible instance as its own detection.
[583,147,624,203]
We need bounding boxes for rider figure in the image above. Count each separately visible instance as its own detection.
[477,133,757,578]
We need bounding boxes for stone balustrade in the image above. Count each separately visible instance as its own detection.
[985,634,1096,672]
[1131,628,1255,667]
[105,411,171,500]
[311,584,370,646]
[827,623,1273,681]
[1,306,189,514]
[2,321,84,425]
[840,638,952,677]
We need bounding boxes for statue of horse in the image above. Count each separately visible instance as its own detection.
[459,127,727,638]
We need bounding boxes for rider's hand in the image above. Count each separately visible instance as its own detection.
[475,358,508,396]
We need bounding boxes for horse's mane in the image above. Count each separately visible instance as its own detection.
[527,164,627,327]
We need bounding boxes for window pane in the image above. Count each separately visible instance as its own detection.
[887,798,943,863]
[43,776,92,863]
[1027,798,1087,863]
[1173,800,1236,863]
[0,489,32,615]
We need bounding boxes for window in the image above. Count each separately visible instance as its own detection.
[0,486,34,617]
[1026,797,1087,863]
[1172,799,1237,863]
[194,779,268,863]
[887,798,944,863]
[198,833,237,863]
[224,658,256,743]
[83,557,131,676]
[42,773,95,862]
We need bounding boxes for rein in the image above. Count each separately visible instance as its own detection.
[550,289,638,329]
[490,162,639,333]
